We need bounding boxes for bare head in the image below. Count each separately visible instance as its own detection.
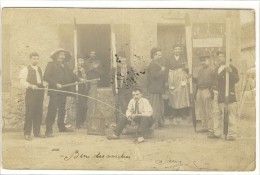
[132,88,142,101]
[89,51,96,59]
[199,55,210,68]
[77,57,85,67]
[216,51,226,65]
[29,52,40,66]
[172,45,182,56]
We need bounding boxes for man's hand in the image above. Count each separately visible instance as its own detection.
[112,62,117,69]
[225,66,232,73]
[187,73,192,79]
[209,89,214,100]
[56,84,63,89]
[161,66,166,71]
[73,68,78,74]
[93,63,99,68]
[79,78,87,82]
[30,85,38,90]
[43,81,48,88]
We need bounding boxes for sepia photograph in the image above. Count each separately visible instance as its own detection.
[1,5,258,172]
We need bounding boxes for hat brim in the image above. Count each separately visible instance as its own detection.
[50,49,72,61]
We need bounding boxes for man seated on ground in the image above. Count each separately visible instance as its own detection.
[107,88,153,143]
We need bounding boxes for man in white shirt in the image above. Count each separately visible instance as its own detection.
[19,52,47,141]
[107,88,153,143]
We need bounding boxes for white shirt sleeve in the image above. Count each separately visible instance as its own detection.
[126,99,134,118]
[141,98,153,117]
[19,67,30,89]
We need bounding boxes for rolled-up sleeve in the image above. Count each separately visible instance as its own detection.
[141,99,153,117]
[126,99,134,118]
[19,67,30,89]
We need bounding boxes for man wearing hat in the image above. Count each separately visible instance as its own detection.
[111,51,137,121]
[195,54,215,135]
[43,49,78,137]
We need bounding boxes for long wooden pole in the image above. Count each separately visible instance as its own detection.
[185,14,197,132]
[74,18,79,117]
[224,12,231,140]
[111,27,119,123]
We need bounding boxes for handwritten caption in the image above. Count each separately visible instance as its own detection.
[63,150,131,161]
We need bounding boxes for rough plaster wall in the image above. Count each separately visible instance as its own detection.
[2,9,246,129]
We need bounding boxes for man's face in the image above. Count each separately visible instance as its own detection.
[217,53,226,65]
[30,56,39,66]
[119,57,127,65]
[57,51,66,62]
[173,47,181,56]
[89,51,96,59]
[154,51,162,60]
[132,91,142,101]
[78,58,85,67]
[200,58,210,67]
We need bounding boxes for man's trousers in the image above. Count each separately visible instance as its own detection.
[24,90,44,136]
[114,116,153,137]
[45,94,67,134]
[196,89,214,132]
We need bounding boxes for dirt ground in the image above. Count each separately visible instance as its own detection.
[2,107,256,172]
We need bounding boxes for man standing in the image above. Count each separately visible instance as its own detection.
[166,44,190,121]
[43,49,76,137]
[195,54,215,135]
[213,51,239,141]
[75,57,90,129]
[107,88,153,143]
[147,47,166,129]
[85,50,102,119]
[111,51,137,120]
[19,52,46,140]
[85,50,102,81]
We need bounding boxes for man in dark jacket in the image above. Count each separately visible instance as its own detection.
[111,51,137,121]
[212,51,239,141]
[75,57,90,129]
[147,47,166,129]
[44,49,78,137]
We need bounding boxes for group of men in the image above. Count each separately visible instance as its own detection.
[107,45,239,142]
[20,44,239,143]
[19,49,101,140]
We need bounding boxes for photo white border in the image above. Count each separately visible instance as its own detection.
[0,1,259,175]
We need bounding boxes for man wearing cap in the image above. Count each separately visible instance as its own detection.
[147,47,166,129]
[194,54,215,135]
[166,44,190,122]
[111,51,137,121]
[19,52,47,141]
[43,49,78,137]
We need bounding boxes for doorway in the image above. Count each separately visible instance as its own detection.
[157,24,186,61]
[78,24,111,87]
[157,24,187,116]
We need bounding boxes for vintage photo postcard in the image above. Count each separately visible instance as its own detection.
[1,7,258,172]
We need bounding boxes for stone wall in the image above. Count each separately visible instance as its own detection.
[2,9,247,129]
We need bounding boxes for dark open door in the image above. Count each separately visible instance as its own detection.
[78,24,111,87]
[157,24,186,61]
[59,24,111,87]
